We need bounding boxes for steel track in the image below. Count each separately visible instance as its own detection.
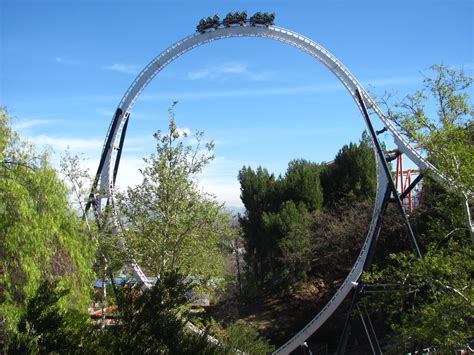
[91,24,452,354]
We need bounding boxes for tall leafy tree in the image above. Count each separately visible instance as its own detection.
[238,160,323,286]
[282,159,324,212]
[266,201,312,286]
[0,109,95,342]
[320,131,376,207]
[383,64,473,241]
[118,106,231,282]
[238,166,279,284]
[361,65,473,352]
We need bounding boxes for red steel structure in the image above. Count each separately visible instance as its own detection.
[388,149,423,213]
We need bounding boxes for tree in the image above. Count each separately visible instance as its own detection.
[115,271,219,354]
[0,109,95,343]
[238,162,320,287]
[118,105,231,283]
[269,201,312,286]
[8,280,92,354]
[238,152,373,288]
[320,131,376,207]
[237,166,277,285]
[282,159,324,212]
[363,240,473,353]
[382,64,473,241]
[360,65,474,352]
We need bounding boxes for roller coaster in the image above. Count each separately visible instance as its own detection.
[86,13,457,354]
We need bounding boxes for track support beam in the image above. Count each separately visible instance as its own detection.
[337,90,426,354]
[355,89,422,259]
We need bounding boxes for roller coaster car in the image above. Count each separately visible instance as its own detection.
[249,12,275,27]
[196,15,220,33]
[223,11,248,27]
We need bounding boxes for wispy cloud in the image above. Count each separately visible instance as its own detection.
[196,156,251,208]
[27,135,105,153]
[142,83,342,101]
[115,154,247,208]
[53,56,80,65]
[68,73,427,104]
[177,127,191,136]
[103,63,142,75]
[95,108,116,117]
[12,119,59,130]
[187,62,274,82]
[364,76,421,87]
[25,132,156,157]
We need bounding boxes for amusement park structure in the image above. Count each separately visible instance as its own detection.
[387,147,423,213]
[86,12,457,354]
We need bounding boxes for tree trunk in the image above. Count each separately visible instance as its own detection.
[234,238,242,296]
[462,193,474,243]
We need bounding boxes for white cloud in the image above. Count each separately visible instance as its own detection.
[95,108,115,117]
[218,62,247,74]
[196,156,250,208]
[115,155,245,208]
[114,156,146,191]
[103,63,142,75]
[187,62,273,82]
[188,70,211,80]
[27,134,105,153]
[142,83,343,101]
[12,119,58,130]
[54,56,80,65]
[364,76,420,87]
[177,127,190,137]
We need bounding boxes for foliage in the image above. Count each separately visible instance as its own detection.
[382,64,473,240]
[118,106,232,283]
[362,64,474,351]
[238,134,376,289]
[320,131,376,207]
[110,271,273,354]
[363,239,473,353]
[309,198,373,278]
[114,271,218,354]
[7,279,92,354]
[238,160,324,287]
[264,201,312,287]
[0,109,95,342]
[282,159,324,211]
[220,321,275,354]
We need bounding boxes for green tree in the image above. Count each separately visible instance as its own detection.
[115,271,219,354]
[320,131,376,207]
[238,166,278,285]
[0,109,95,342]
[270,201,312,286]
[118,106,231,283]
[360,65,474,352]
[8,279,92,354]
[282,159,324,212]
[363,240,473,353]
[383,64,473,241]
[220,322,274,354]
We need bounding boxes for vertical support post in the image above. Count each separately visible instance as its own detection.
[86,108,123,213]
[356,303,377,354]
[355,89,422,259]
[113,112,130,185]
[362,303,382,354]
[406,171,412,212]
[395,155,401,191]
[336,187,391,355]
[338,89,426,354]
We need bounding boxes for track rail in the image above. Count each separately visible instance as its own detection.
[91,24,453,354]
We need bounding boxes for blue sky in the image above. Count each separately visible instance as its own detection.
[1,0,472,208]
